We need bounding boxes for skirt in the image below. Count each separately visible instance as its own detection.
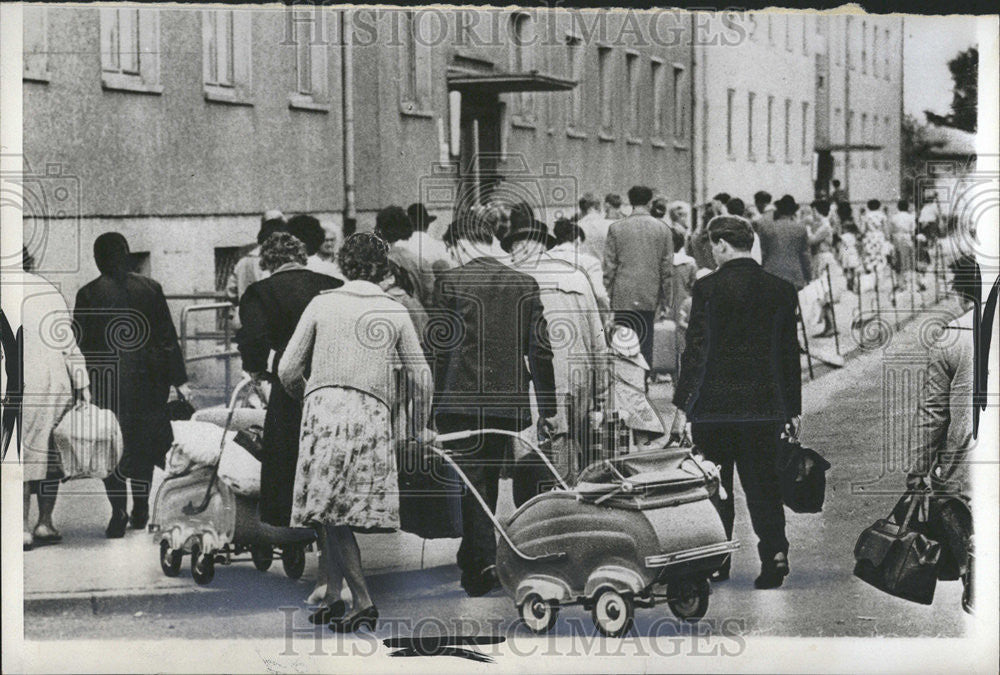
[290,387,399,531]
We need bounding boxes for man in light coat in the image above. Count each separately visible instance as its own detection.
[603,185,674,370]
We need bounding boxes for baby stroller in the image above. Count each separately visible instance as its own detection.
[430,430,737,637]
[150,377,316,585]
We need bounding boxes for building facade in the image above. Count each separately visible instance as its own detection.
[693,11,903,208]
[22,5,695,303]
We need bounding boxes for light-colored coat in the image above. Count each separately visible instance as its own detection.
[603,207,674,312]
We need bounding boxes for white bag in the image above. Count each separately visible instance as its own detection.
[166,420,233,474]
[52,402,123,480]
[217,440,261,497]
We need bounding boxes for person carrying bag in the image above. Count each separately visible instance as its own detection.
[52,400,124,480]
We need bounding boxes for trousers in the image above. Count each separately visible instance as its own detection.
[692,421,788,561]
[104,464,154,515]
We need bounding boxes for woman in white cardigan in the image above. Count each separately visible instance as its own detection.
[279,232,434,633]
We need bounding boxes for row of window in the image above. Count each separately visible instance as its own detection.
[24,7,331,109]
[725,89,812,163]
[832,107,896,171]
[828,16,894,81]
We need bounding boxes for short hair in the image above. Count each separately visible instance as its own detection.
[950,254,981,306]
[338,232,390,283]
[579,192,601,212]
[708,216,754,251]
[374,206,413,244]
[627,185,653,207]
[725,198,746,217]
[832,179,841,187]
[286,214,325,256]
[604,193,623,209]
[753,191,772,207]
[650,197,669,219]
[867,199,881,211]
[257,217,286,245]
[260,231,307,272]
[837,202,854,223]
[553,218,584,245]
[897,199,909,212]
[712,192,731,205]
[811,199,831,217]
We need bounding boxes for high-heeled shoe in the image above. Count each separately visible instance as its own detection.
[308,600,346,625]
[329,605,378,633]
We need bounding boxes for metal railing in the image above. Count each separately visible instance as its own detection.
[171,295,240,401]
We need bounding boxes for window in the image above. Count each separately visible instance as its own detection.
[801,102,810,161]
[884,29,891,80]
[747,92,756,159]
[885,115,892,169]
[400,11,432,115]
[672,65,686,143]
[767,16,774,44]
[101,8,161,93]
[785,16,792,51]
[202,9,252,104]
[872,27,879,78]
[846,17,854,70]
[802,15,809,54]
[598,46,614,136]
[860,113,868,167]
[726,88,735,156]
[23,5,49,82]
[565,35,584,132]
[129,251,151,277]
[784,98,792,162]
[861,21,867,74]
[834,18,842,66]
[651,59,665,141]
[766,94,774,160]
[510,13,535,122]
[834,107,842,143]
[626,52,640,140]
[289,8,329,110]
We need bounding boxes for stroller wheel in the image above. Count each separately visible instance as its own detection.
[281,544,306,580]
[159,540,183,577]
[591,588,634,638]
[190,543,215,585]
[666,577,710,622]
[251,545,274,572]
[518,594,559,634]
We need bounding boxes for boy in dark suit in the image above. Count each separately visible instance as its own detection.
[433,213,556,596]
[673,216,801,589]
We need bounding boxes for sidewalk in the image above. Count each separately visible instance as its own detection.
[24,277,953,617]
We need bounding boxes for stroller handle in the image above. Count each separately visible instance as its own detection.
[428,446,566,562]
[433,428,570,491]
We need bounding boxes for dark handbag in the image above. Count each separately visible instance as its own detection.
[775,437,831,513]
[167,386,195,421]
[233,425,265,462]
[853,492,941,605]
[396,441,463,539]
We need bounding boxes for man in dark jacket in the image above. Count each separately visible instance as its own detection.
[673,216,801,589]
[755,194,812,289]
[433,212,556,597]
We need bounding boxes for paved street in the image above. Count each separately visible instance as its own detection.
[23,293,972,642]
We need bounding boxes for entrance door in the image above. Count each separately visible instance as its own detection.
[458,93,502,209]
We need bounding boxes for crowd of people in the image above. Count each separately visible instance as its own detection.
[10,175,974,630]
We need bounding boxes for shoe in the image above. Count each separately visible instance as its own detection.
[753,553,789,590]
[105,510,128,539]
[129,505,149,530]
[329,605,378,633]
[812,328,836,338]
[309,600,346,625]
[32,524,63,545]
[24,530,34,551]
[461,565,501,597]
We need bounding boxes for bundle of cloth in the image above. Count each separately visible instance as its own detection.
[166,420,261,497]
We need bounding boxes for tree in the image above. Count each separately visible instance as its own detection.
[900,114,945,198]
[924,47,977,133]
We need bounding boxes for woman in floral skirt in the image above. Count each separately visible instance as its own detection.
[279,232,433,633]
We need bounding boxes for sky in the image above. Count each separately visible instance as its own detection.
[903,15,981,119]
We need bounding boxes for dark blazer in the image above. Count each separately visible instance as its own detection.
[603,207,674,312]
[236,267,343,376]
[74,273,187,477]
[673,258,801,423]
[755,214,812,289]
[236,265,342,527]
[431,257,556,431]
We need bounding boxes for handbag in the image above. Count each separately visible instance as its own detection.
[52,401,124,480]
[396,440,463,539]
[853,492,941,605]
[775,437,831,513]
